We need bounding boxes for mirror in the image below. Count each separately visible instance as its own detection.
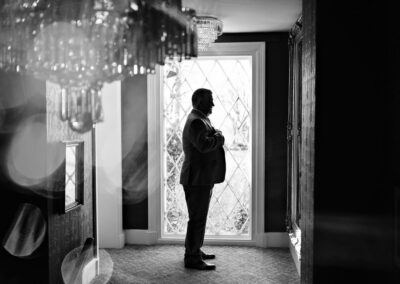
[63,142,84,212]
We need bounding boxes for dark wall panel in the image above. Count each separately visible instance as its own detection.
[308,1,400,283]
[265,38,289,232]
[219,33,289,232]
[121,75,149,229]
[300,0,316,282]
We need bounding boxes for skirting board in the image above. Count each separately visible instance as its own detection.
[125,230,288,248]
[99,232,125,249]
[125,230,158,245]
[255,233,289,248]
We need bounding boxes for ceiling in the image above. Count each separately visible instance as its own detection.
[183,0,302,33]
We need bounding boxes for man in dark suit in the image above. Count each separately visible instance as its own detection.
[180,88,226,270]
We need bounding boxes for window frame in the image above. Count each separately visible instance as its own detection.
[148,42,265,245]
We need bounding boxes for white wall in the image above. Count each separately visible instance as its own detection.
[96,81,125,248]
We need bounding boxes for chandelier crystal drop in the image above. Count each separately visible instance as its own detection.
[59,82,104,133]
[196,16,223,51]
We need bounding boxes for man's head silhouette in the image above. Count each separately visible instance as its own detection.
[192,88,214,116]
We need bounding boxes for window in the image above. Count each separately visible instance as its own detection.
[161,56,252,239]
[148,42,265,244]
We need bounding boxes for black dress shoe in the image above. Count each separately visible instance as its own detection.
[184,259,216,270]
[201,251,216,260]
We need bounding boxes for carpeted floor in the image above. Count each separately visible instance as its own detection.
[98,245,299,284]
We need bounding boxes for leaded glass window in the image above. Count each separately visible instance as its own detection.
[161,56,252,238]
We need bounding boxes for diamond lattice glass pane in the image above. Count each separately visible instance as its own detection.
[224,153,237,183]
[186,61,206,90]
[166,132,182,163]
[229,168,249,197]
[232,202,249,233]
[162,56,252,238]
[211,96,226,127]
[218,60,237,80]
[207,61,227,92]
[195,60,216,78]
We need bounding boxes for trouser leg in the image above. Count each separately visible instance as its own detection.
[199,188,212,249]
[183,185,213,258]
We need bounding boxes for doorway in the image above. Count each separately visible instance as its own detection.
[148,42,266,244]
[161,56,252,239]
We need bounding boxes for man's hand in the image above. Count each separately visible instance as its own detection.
[214,131,225,145]
[190,120,225,153]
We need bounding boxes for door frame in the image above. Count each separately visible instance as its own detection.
[287,16,303,274]
[147,42,267,246]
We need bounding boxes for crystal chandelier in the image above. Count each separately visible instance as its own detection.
[0,0,198,133]
[196,16,223,51]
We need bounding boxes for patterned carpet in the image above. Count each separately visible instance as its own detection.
[98,245,299,284]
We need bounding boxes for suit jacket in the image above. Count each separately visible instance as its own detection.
[180,109,226,186]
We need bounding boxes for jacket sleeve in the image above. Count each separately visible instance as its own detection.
[188,119,224,153]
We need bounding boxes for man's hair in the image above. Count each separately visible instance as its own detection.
[192,88,212,107]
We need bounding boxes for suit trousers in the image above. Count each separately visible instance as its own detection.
[183,185,213,259]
